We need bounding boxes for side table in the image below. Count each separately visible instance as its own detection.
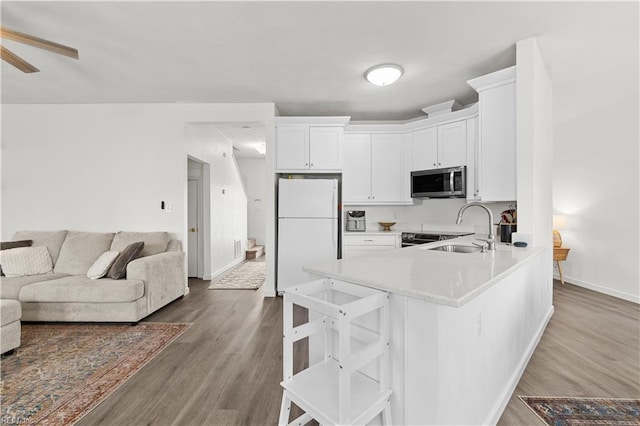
[553,247,570,285]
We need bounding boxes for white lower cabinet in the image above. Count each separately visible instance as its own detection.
[343,234,399,258]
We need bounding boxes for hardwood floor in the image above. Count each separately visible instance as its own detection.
[498,281,640,425]
[78,274,639,425]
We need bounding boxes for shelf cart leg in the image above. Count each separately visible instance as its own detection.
[382,398,392,425]
[338,314,352,424]
[279,393,292,426]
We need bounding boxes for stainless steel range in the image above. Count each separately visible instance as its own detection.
[401,231,473,248]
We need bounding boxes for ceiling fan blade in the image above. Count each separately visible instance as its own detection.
[0,45,39,73]
[0,26,78,59]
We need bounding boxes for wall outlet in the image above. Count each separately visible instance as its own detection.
[475,313,482,337]
[165,204,174,213]
[394,211,400,219]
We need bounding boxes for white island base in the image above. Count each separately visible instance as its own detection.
[303,247,552,425]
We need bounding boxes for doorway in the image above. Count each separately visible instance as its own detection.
[187,158,206,278]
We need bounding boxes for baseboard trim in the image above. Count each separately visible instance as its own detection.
[554,273,639,304]
[485,305,555,425]
[209,258,245,282]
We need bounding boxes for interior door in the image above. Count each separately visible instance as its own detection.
[187,179,199,277]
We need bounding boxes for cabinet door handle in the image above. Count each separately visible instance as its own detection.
[310,163,314,167]
[438,162,441,166]
[433,163,436,166]
[305,163,309,166]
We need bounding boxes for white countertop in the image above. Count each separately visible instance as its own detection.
[344,231,402,236]
[303,235,543,307]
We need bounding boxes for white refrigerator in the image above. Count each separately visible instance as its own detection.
[277,178,339,292]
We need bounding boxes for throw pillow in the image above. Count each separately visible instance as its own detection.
[0,240,33,276]
[106,242,144,280]
[0,246,53,277]
[86,251,120,280]
[1,240,33,251]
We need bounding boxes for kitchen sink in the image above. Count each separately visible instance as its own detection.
[428,244,481,253]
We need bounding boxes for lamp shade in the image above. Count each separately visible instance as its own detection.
[553,215,567,229]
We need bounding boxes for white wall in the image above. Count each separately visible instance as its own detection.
[553,95,639,302]
[1,103,275,289]
[237,158,267,247]
[346,199,514,237]
[516,38,554,292]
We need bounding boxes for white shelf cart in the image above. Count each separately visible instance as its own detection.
[279,279,392,426]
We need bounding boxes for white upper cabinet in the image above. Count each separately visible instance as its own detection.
[411,121,467,171]
[343,133,410,204]
[275,117,350,172]
[437,121,467,168]
[371,134,404,202]
[467,66,516,201]
[343,134,372,203]
[276,126,309,170]
[411,127,438,170]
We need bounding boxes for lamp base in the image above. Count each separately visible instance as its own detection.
[553,229,562,248]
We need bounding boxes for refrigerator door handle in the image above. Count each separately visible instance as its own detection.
[332,184,337,250]
[332,184,337,215]
[333,218,337,249]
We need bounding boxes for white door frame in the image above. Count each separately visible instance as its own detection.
[187,156,210,279]
[187,177,201,277]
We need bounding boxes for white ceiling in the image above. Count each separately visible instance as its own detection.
[1,1,638,157]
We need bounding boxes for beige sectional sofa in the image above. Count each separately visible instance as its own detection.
[0,230,186,323]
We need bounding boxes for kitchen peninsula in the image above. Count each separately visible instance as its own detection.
[300,236,553,425]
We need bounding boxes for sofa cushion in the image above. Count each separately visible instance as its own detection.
[0,273,70,300]
[111,232,169,257]
[87,251,119,280]
[0,247,53,277]
[0,299,21,326]
[54,231,115,275]
[12,231,67,264]
[107,242,144,280]
[18,275,144,303]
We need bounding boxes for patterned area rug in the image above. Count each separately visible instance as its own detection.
[208,261,265,290]
[520,396,640,425]
[1,322,190,425]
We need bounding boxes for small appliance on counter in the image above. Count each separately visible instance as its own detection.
[346,210,366,232]
[499,207,517,243]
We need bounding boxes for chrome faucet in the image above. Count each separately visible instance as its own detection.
[456,202,496,251]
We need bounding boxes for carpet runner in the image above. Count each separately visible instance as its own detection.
[520,395,640,425]
[0,322,190,425]
[208,261,265,290]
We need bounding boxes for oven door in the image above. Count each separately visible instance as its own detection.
[401,237,438,248]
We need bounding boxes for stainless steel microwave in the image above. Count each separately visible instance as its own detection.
[411,166,467,198]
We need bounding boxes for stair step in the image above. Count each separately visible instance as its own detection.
[246,245,264,260]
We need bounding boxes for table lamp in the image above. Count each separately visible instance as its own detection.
[553,215,566,247]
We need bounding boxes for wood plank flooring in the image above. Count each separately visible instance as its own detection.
[498,281,640,425]
[78,270,639,425]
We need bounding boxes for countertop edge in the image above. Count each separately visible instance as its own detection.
[303,245,545,307]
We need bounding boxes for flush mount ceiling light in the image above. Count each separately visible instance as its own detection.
[365,64,404,86]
